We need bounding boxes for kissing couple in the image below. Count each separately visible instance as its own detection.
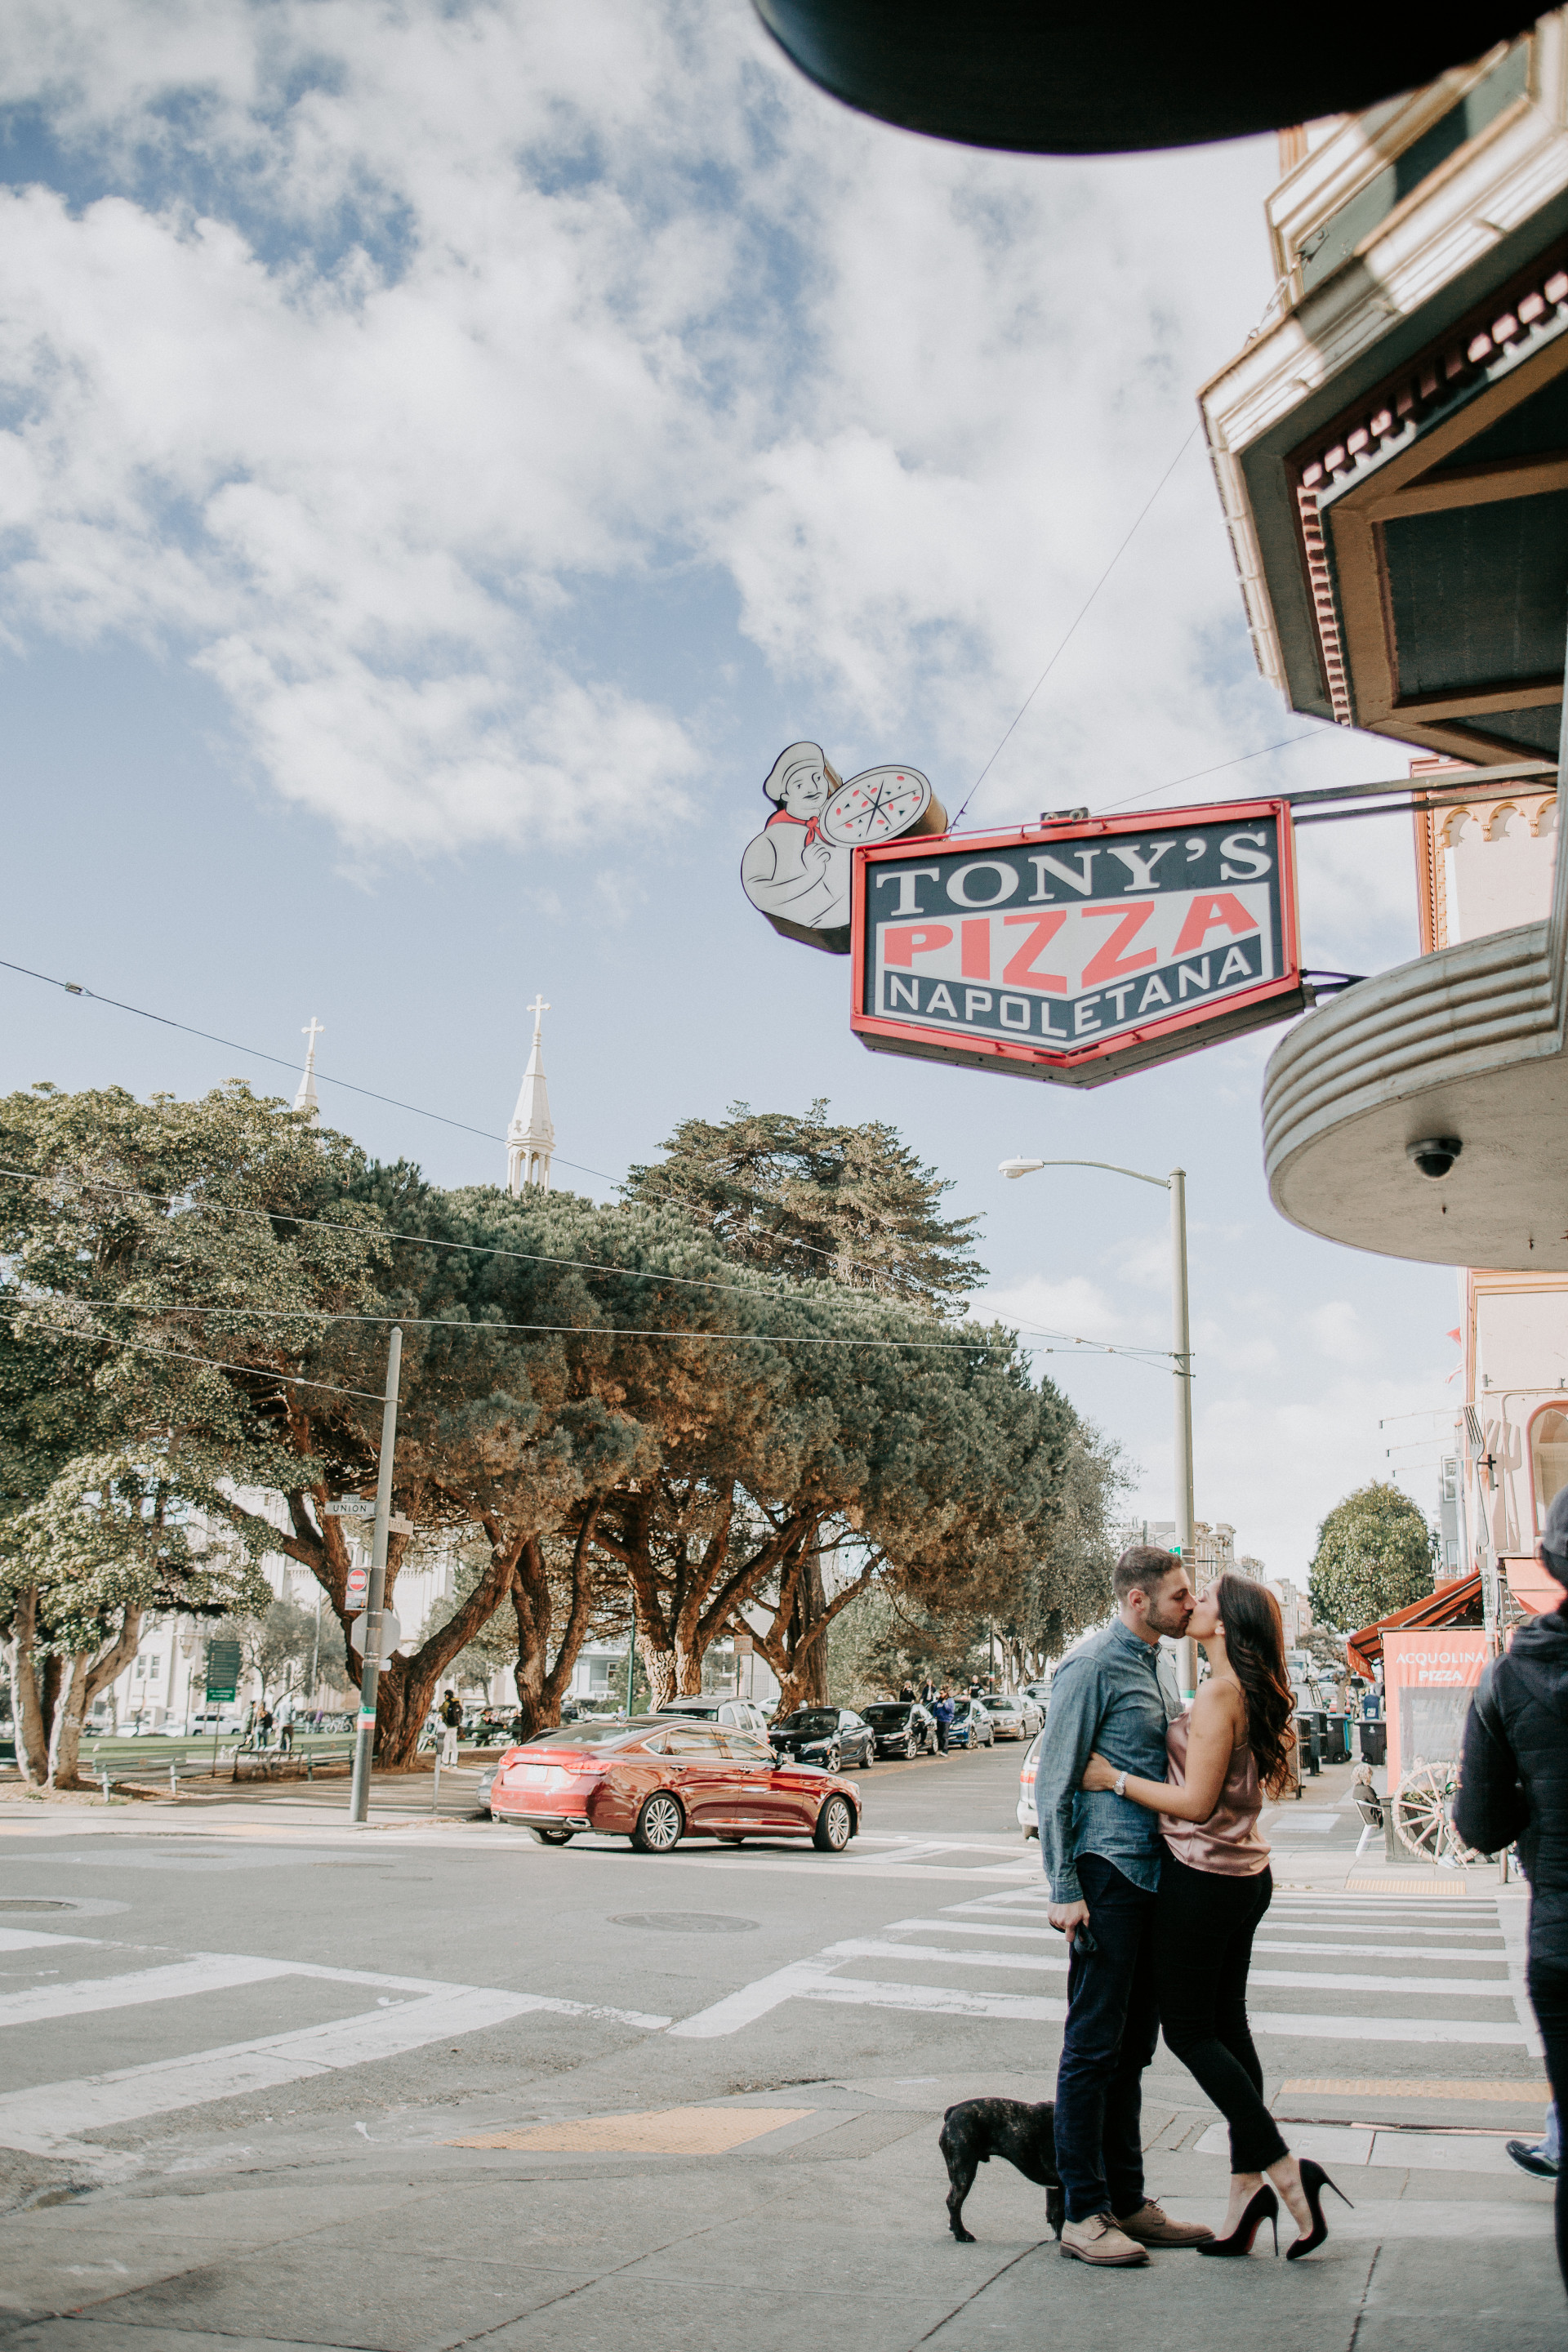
[1035,1547,1348,2265]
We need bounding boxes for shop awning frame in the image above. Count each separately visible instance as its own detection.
[1347,1573,1482,1677]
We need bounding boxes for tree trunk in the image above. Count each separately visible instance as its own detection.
[369,1528,522,1767]
[51,1606,143,1791]
[11,1588,53,1786]
[792,1553,830,1704]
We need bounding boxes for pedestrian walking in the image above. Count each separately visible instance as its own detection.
[1080,1570,1343,2257]
[933,1690,955,1753]
[1036,1544,1214,2265]
[274,1692,296,1755]
[439,1690,462,1767]
[1456,1483,1568,2299]
[1508,2101,1559,2180]
[258,1705,274,1750]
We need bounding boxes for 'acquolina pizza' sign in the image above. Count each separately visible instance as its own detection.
[849,800,1304,1085]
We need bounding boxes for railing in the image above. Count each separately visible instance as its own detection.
[82,1738,356,1798]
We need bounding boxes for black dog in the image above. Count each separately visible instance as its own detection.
[939,2096,1066,2243]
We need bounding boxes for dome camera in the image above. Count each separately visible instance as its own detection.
[1405,1136,1462,1180]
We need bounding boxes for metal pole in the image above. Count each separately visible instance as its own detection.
[349,1326,403,1826]
[1169,1169,1197,1704]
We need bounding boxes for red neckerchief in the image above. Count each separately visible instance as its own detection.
[767,810,821,844]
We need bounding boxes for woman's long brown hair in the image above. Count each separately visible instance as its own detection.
[1213,1572,1297,1796]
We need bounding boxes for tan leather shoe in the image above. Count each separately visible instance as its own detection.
[1115,2198,1214,2247]
[1059,2212,1151,2266]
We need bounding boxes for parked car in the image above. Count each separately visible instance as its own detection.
[770,1706,875,1771]
[985,1695,1040,1740]
[656,1696,773,1735]
[1022,1680,1052,1709]
[485,1717,860,1853]
[1018,1728,1044,1835]
[860,1699,938,1759]
[947,1699,994,1750]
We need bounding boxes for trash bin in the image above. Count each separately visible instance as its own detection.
[1324,1712,1351,1765]
[1357,1718,1387,1768]
[1296,1710,1322,1774]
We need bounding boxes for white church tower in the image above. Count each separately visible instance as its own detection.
[294,1017,324,1124]
[507,996,555,1194]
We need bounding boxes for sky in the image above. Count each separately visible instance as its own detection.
[0,0,1462,1583]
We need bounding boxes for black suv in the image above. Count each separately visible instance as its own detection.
[860,1700,938,1759]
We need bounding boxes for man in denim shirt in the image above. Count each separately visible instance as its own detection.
[1036,1544,1211,2265]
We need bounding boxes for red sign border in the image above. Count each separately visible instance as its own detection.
[849,796,1303,1084]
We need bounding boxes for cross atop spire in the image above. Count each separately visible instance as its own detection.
[507,996,555,1195]
[294,1017,325,1125]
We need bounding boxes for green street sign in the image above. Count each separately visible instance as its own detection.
[205,1637,243,1703]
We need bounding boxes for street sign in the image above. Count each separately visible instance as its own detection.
[323,1498,375,1517]
[850,799,1303,1086]
[204,1637,242,1703]
[388,1513,414,1537]
[348,1610,401,1672]
[345,1566,370,1603]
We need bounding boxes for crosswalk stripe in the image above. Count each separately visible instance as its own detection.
[1249,2009,1529,2046]
[0,1926,97,1953]
[0,1953,296,2028]
[798,1974,1067,2023]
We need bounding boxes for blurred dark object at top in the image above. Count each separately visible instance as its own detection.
[751,0,1532,155]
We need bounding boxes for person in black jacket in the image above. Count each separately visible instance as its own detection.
[1455,1484,1568,2294]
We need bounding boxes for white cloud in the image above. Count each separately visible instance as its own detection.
[0,0,1401,884]
[1305,1299,1366,1365]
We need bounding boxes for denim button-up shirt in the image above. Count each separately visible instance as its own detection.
[1036,1619,1182,1901]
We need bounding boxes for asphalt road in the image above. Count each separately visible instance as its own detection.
[0,1739,1560,2350]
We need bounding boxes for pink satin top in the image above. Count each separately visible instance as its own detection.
[1158,1708,1271,1877]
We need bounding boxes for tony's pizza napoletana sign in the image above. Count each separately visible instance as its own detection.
[849,800,1303,1085]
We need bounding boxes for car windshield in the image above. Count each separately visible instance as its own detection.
[776,1709,839,1734]
[520,1719,659,1748]
[989,1699,1019,1712]
[862,1704,909,1725]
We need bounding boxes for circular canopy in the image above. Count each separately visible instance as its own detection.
[753,1,1530,156]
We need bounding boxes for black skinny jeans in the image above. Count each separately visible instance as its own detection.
[1527,1957,1568,2294]
[1154,1851,1288,2175]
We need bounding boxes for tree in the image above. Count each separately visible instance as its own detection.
[623,1103,985,1307]
[0,1080,377,1785]
[994,1417,1127,1681]
[0,1451,270,1786]
[1307,1481,1438,1632]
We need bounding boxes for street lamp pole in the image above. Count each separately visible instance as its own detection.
[1000,1156,1198,1703]
[349,1325,403,1826]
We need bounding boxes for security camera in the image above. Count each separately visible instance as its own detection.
[1405,1137,1462,1179]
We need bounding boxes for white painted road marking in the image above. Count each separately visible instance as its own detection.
[0,1953,297,2028]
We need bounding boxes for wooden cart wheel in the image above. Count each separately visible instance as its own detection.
[1391,1764,1489,1866]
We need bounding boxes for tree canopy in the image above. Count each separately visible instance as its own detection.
[1307,1481,1438,1633]
[0,1080,1120,1776]
[623,1102,985,1307]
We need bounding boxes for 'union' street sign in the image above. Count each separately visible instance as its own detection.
[850,800,1303,1085]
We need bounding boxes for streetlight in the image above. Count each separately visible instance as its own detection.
[1000,1155,1196,1703]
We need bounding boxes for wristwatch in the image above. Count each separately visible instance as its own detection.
[1113,1771,1128,1799]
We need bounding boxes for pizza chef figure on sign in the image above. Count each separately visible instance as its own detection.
[741,741,946,955]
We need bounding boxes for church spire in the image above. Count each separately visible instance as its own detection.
[507,995,555,1194]
[294,1017,324,1125]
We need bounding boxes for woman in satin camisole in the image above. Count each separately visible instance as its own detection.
[1080,1572,1343,2260]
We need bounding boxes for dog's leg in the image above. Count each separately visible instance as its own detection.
[1046,2183,1066,2241]
[945,2158,979,2243]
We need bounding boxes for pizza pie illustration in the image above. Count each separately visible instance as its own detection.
[742,742,947,955]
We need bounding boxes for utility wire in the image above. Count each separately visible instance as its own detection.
[8,1290,1175,1365]
[0,1165,1174,1364]
[949,425,1200,827]
[0,1307,384,1400]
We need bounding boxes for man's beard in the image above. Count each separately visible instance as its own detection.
[1146,1590,1193,1639]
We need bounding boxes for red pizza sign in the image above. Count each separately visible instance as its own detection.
[849,800,1303,1085]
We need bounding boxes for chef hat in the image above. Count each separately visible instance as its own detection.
[763,742,826,804]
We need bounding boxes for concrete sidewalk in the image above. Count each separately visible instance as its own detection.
[0,2063,1557,2351]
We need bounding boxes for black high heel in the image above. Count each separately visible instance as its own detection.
[1284,2157,1353,2259]
[1196,2183,1279,2257]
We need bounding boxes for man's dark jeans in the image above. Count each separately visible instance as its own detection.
[1528,1956,1568,2293]
[1054,1853,1158,2224]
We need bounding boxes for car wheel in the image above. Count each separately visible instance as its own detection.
[632,1792,684,1854]
[902,1735,915,1759]
[826,1741,842,1774]
[530,1827,574,1846]
[813,1793,855,1852]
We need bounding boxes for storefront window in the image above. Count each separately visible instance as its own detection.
[1530,1404,1568,1536]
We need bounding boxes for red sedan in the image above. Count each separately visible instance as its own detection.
[486,1717,861,1854]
